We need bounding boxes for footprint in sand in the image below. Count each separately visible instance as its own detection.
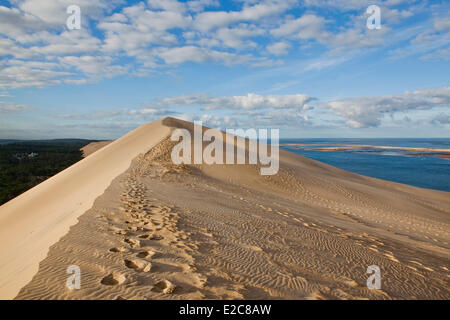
[124,259,152,272]
[149,234,164,240]
[123,238,140,247]
[101,273,126,285]
[109,247,127,253]
[152,280,176,294]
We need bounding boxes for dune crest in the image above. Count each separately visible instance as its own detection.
[0,120,171,299]
[81,140,113,158]
[1,118,449,300]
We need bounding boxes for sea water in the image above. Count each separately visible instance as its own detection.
[280,138,450,192]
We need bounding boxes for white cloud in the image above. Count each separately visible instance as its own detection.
[431,113,450,125]
[0,59,74,89]
[434,17,450,32]
[326,27,387,53]
[187,0,219,12]
[51,107,174,120]
[28,30,102,55]
[156,46,251,65]
[0,37,39,59]
[193,0,292,31]
[58,55,128,77]
[422,48,450,61]
[14,0,114,25]
[0,5,48,38]
[270,14,326,39]
[37,87,450,134]
[0,0,443,90]
[215,24,264,49]
[4,0,287,88]
[390,14,450,61]
[0,101,34,113]
[157,93,314,110]
[322,87,450,128]
[270,12,388,55]
[302,0,415,11]
[266,41,291,55]
[147,0,187,13]
[381,6,414,24]
[98,2,190,59]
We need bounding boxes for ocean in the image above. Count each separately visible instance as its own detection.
[280,138,450,192]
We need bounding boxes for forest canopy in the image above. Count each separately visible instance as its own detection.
[0,139,93,205]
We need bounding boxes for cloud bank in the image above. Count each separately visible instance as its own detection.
[1,0,448,89]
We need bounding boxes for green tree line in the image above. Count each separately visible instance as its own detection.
[0,140,92,205]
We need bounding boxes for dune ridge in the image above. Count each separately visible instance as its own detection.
[2,117,449,299]
[81,140,113,158]
[0,120,171,299]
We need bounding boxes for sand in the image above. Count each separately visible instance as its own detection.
[1,117,449,300]
[0,120,171,299]
[281,143,450,154]
[281,143,450,160]
[81,140,113,158]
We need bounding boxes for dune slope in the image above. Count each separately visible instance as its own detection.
[0,120,170,299]
[81,140,113,158]
[2,117,449,299]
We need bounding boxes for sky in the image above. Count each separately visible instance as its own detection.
[0,0,449,139]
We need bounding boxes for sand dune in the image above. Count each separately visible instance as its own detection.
[0,120,170,299]
[1,118,449,299]
[81,140,113,158]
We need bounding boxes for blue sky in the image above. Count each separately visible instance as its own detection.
[0,0,449,139]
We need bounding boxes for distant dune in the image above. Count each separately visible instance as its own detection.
[81,140,113,157]
[1,117,449,300]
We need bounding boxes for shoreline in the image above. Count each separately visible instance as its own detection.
[281,143,450,153]
[281,143,450,161]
